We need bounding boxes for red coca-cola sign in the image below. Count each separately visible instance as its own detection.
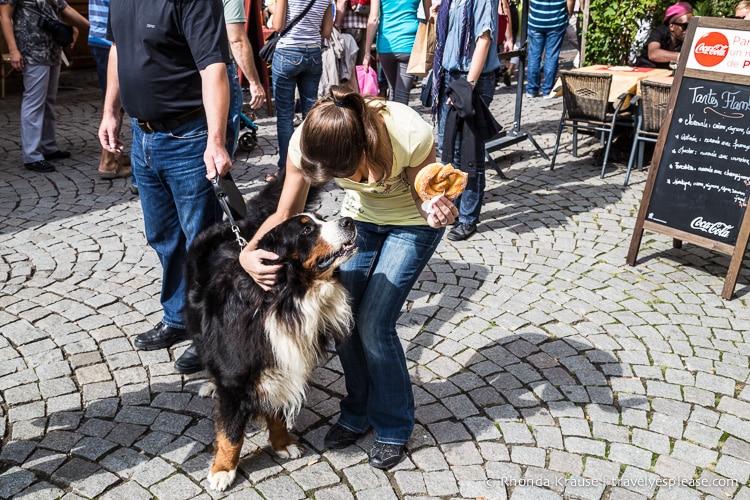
[693,32,730,67]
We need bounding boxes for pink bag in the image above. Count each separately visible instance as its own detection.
[356,65,379,96]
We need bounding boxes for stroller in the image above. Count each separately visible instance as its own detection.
[237,110,259,152]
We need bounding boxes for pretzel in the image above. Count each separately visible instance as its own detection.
[414,163,468,202]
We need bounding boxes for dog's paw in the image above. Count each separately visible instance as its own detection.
[199,381,217,399]
[274,442,304,460]
[208,469,236,491]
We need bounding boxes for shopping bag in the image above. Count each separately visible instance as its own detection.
[406,17,435,77]
[356,65,379,96]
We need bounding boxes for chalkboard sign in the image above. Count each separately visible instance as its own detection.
[645,77,750,246]
[628,17,750,299]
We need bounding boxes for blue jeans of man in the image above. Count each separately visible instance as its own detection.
[335,221,444,445]
[272,46,323,175]
[436,71,496,226]
[130,116,223,330]
[89,44,111,98]
[526,23,566,97]
[227,62,242,157]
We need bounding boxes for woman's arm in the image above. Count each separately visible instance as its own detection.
[272,0,287,32]
[404,146,458,228]
[466,30,492,86]
[321,3,333,39]
[239,157,311,289]
[361,0,380,71]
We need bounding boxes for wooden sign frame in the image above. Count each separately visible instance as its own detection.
[627,17,750,300]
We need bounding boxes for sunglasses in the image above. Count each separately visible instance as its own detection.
[672,22,689,30]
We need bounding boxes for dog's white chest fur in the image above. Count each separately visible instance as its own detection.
[260,280,351,423]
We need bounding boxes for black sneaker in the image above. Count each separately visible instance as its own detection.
[43,150,71,160]
[447,222,477,241]
[368,442,405,470]
[24,160,55,173]
[324,423,361,449]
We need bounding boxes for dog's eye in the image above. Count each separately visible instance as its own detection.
[301,225,314,235]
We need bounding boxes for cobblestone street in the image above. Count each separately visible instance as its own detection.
[1,63,750,499]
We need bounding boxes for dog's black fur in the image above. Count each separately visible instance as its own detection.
[184,176,356,491]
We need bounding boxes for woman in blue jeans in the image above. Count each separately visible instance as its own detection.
[270,0,332,179]
[240,86,458,470]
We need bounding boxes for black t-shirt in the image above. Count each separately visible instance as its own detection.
[634,25,680,70]
[108,0,230,122]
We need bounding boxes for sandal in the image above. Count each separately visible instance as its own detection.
[99,164,132,179]
[264,172,278,182]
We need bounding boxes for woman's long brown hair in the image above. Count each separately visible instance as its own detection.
[300,86,392,185]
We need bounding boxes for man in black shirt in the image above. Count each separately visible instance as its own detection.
[98,0,232,356]
[634,1,693,69]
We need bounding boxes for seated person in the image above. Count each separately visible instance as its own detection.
[736,1,750,19]
[634,1,693,69]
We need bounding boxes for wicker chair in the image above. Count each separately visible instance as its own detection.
[550,70,635,178]
[624,79,672,186]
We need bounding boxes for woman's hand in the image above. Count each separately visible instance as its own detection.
[239,247,283,291]
[425,195,458,229]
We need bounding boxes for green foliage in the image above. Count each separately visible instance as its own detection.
[583,0,661,66]
[693,0,736,16]
[583,0,737,66]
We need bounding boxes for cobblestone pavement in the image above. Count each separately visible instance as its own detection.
[1,61,750,500]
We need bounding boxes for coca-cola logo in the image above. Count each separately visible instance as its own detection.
[690,217,733,239]
[693,32,730,67]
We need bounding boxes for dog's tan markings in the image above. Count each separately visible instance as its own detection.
[304,240,337,271]
[208,429,243,491]
[211,430,243,474]
[266,414,304,459]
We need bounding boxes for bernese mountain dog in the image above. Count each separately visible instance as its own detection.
[184,179,357,491]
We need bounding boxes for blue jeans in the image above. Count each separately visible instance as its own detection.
[336,222,444,445]
[527,24,566,96]
[227,62,242,157]
[436,71,496,226]
[89,44,111,98]
[130,116,223,330]
[272,46,323,174]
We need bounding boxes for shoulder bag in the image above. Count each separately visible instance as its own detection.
[36,0,74,47]
[259,0,318,63]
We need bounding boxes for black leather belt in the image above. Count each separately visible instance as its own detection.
[136,107,205,133]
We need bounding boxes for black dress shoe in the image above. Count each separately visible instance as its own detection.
[324,423,361,449]
[24,160,55,173]
[43,150,71,160]
[447,222,477,241]
[369,442,405,470]
[174,344,203,374]
[133,322,187,350]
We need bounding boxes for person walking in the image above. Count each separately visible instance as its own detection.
[98,0,232,357]
[361,0,420,105]
[432,0,501,241]
[172,0,268,375]
[525,0,574,98]
[239,86,458,470]
[0,0,88,173]
[269,0,333,180]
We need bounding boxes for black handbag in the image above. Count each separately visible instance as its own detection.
[258,0,317,63]
[38,16,74,46]
[36,0,74,47]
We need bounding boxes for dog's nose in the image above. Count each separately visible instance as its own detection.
[339,217,354,228]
